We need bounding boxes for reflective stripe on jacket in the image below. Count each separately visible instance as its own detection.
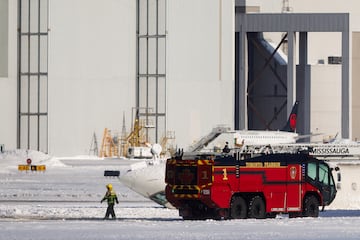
[102,190,118,204]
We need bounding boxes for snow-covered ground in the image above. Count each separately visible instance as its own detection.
[1,150,360,240]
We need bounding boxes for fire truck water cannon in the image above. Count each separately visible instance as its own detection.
[165,150,338,220]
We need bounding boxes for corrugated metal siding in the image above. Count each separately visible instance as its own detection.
[236,13,349,32]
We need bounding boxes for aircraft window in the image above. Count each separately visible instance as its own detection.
[307,162,317,181]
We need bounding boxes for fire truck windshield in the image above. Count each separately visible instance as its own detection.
[306,161,337,205]
[319,163,330,185]
[307,162,317,181]
[307,162,333,186]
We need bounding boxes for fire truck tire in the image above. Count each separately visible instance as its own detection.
[249,196,266,219]
[303,195,319,217]
[230,196,247,219]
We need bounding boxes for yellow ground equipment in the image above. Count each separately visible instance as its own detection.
[99,128,119,158]
[18,164,46,172]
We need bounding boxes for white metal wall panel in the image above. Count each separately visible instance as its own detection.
[0,0,8,77]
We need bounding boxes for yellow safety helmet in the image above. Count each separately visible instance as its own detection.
[106,184,113,190]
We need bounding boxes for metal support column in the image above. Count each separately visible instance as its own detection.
[299,32,311,136]
[297,32,311,136]
[342,28,350,138]
[287,31,296,115]
[235,12,247,130]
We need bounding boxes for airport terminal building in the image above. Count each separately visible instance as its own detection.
[1,0,360,156]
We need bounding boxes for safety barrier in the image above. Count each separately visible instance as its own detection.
[18,165,46,172]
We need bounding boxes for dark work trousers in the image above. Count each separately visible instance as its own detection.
[105,203,116,219]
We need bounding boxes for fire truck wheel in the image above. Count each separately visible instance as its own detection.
[249,196,266,219]
[303,195,319,217]
[230,196,247,219]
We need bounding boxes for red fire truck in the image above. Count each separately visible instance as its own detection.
[165,151,338,220]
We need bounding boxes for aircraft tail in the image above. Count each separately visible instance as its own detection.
[282,101,299,132]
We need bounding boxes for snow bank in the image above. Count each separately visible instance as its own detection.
[55,155,104,161]
[0,149,66,170]
[0,149,51,162]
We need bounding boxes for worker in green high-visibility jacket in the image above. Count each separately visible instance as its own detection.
[100,183,119,219]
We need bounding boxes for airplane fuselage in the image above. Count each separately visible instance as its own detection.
[234,130,298,145]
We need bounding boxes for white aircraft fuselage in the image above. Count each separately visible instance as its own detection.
[195,130,299,153]
[234,130,298,145]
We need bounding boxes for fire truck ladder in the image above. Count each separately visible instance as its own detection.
[237,143,358,160]
[236,144,310,157]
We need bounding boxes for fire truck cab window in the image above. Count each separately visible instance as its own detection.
[307,162,317,181]
[319,163,329,185]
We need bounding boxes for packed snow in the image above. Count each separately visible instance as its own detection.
[1,150,360,240]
